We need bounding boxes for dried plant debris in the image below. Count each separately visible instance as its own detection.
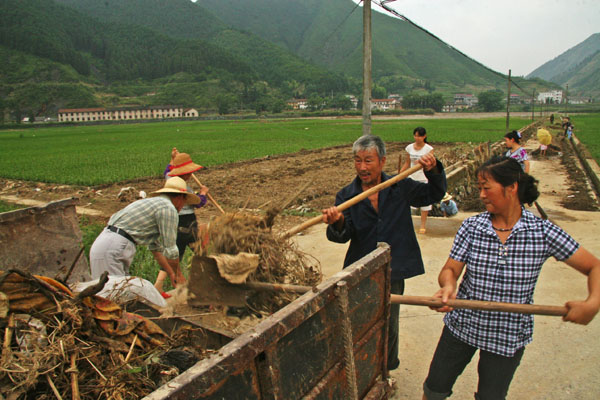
[0,270,214,400]
[201,211,322,314]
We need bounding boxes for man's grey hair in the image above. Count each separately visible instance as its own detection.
[352,135,386,159]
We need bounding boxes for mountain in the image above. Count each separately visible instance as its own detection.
[527,33,600,98]
[0,0,350,118]
[197,0,506,86]
[1,0,558,119]
[56,0,515,89]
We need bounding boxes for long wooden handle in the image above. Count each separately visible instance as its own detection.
[191,173,225,214]
[242,281,312,294]
[391,295,568,316]
[282,164,424,238]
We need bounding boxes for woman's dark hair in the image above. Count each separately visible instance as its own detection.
[413,126,428,143]
[504,130,521,144]
[477,156,539,205]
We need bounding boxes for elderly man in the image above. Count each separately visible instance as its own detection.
[90,176,200,288]
[322,134,446,371]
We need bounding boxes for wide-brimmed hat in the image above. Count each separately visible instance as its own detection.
[167,153,203,176]
[442,193,453,202]
[150,176,201,205]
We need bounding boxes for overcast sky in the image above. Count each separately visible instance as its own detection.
[357,0,600,76]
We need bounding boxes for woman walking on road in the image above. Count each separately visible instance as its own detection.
[504,130,530,173]
[400,126,434,234]
[422,156,600,400]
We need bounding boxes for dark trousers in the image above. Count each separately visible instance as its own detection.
[387,279,405,370]
[176,213,198,261]
[424,326,524,400]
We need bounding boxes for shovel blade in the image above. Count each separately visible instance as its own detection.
[187,255,249,307]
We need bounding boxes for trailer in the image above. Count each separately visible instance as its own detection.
[145,243,393,400]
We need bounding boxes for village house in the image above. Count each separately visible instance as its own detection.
[453,93,478,107]
[286,99,308,110]
[371,98,399,111]
[57,105,191,122]
[537,90,563,104]
[345,95,359,109]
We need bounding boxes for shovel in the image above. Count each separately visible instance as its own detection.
[187,256,568,316]
[187,255,316,307]
[189,165,427,305]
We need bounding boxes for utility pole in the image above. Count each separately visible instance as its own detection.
[505,69,511,131]
[565,84,569,116]
[362,0,372,136]
[531,89,535,121]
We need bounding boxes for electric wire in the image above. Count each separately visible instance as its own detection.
[373,0,534,96]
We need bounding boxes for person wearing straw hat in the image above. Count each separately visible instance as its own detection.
[90,176,201,289]
[154,148,209,295]
[439,192,458,217]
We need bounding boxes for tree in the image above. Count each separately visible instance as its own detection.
[400,92,421,109]
[372,84,387,99]
[307,95,324,111]
[424,93,444,112]
[270,98,286,114]
[478,90,504,111]
[216,94,236,115]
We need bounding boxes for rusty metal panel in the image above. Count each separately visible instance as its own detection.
[0,198,90,283]
[145,243,392,400]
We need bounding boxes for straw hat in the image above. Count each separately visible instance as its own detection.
[442,193,453,202]
[150,176,201,205]
[167,153,203,176]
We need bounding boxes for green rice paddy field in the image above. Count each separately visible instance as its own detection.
[0,114,597,186]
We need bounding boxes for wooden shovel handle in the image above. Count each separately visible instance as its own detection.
[191,174,225,214]
[282,164,424,238]
[243,281,312,294]
[391,295,568,317]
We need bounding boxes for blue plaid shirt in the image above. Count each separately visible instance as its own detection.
[444,208,579,357]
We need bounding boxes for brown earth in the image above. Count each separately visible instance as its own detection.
[1,119,599,399]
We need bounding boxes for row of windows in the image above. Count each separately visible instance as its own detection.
[58,113,184,121]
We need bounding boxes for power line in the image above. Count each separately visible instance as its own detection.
[318,0,362,55]
[372,0,534,96]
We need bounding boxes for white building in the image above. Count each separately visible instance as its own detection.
[454,94,478,107]
[537,90,563,104]
[57,105,190,122]
[371,98,399,111]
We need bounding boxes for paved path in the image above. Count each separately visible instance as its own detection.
[294,137,600,399]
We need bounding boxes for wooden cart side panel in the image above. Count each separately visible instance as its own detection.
[145,244,391,400]
[0,198,90,283]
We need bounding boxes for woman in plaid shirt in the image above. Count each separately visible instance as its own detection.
[423,156,600,400]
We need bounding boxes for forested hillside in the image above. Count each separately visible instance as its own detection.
[528,33,600,99]
[198,0,505,85]
[0,0,351,120]
[1,0,560,121]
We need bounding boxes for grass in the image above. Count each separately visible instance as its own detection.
[2,115,574,286]
[569,114,600,161]
[0,200,24,213]
[0,117,531,185]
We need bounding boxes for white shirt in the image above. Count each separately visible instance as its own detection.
[405,143,433,182]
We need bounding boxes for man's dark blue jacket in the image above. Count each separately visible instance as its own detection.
[326,164,446,281]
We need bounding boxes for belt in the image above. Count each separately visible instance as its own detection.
[107,225,136,245]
